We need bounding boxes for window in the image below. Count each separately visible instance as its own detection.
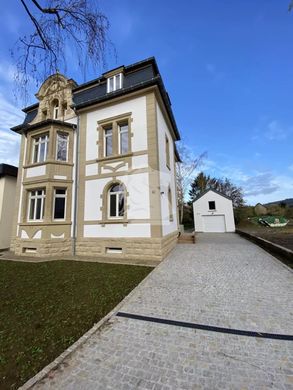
[56,132,69,161]
[118,122,128,154]
[168,187,173,222]
[107,73,123,93]
[53,100,59,119]
[209,201,216,210]
[28,189,46,221]
[165,135,170,168]
[104,125,113,156]
[53,189,66,220]
[108,183,125,218]
[32,134,49,163]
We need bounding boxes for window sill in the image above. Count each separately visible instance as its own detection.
[96,152,133,163]
[20,221,72,226]
[24,160,73,168]
[98,219,128,225]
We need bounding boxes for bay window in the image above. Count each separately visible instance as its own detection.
[53,189,67,220]
[32,134,49,163]
[56,132,69,161]
[28,189,46,221]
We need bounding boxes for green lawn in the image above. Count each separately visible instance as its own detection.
[0,260,152,389]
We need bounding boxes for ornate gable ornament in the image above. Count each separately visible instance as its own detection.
[33,73,78,123]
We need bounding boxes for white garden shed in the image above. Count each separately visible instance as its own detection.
[193,189,235,233]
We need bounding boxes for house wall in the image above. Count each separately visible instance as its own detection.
[11,83,179,261]
[74,91,178,260]
[11,123,76,256]
[80,95,151,238]
[156,102,178,236]
[0,175,17,249]
[193,191,235,232]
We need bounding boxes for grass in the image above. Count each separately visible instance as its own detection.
[0,260,152,389]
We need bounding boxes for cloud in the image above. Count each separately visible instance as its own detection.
[200,158,293,205]
[242,173,279,197]
[0,93,23,166]
[265,120,289,141]
[252,119,292,142]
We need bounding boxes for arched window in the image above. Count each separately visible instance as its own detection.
[108,183,125,218]
[52,99,59,119]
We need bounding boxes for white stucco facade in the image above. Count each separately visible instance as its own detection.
[193,189,235,233]
[156,103,178,237]
[11,58,180,260]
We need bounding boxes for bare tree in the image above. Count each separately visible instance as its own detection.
[176,143,206,224]
[12,0,112,102]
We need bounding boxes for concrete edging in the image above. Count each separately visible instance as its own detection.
[18,257,167,389]
[236,229,293,266]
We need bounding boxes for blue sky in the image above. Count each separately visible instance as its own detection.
[0,0,293,205]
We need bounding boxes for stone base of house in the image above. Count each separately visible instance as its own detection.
[75,231,178,261]
[10,231,178,261]
[11,238,73,257]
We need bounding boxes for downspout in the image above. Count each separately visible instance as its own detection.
[72,111,79,256]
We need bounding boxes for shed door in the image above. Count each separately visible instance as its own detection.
[202,215,226,232]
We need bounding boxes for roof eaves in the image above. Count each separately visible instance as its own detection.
[22,103,39,113]
[193,188,232,202]
[73,76,181,141]
[11,119,76,133]
[0,163,18,178]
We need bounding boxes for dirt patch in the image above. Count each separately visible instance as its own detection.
[237,223,293,251]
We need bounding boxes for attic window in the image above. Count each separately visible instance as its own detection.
[208,201,216,210]
[107,73,123,93]
[52,99,59,119]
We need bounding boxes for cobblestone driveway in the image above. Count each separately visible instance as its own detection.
[30,234,293,390]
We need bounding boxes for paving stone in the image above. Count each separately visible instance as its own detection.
[30,233,292,389]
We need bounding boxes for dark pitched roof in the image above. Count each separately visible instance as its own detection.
[193,188,232,203]
[11,119,76,133]
[12,57,180,140]
[0,164,18,178]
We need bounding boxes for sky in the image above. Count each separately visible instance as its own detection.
[0,0,293,205]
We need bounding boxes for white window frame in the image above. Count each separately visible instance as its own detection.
[53,188,67,221]
[32,134,49,163]
[118,122,129,155]
[56,132,69,162]
[104,126,113,157]
[27,189,46,222]
[108,186,125,219]
[107,73,123,93]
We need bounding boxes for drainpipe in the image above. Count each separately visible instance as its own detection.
[72,111,79,256]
